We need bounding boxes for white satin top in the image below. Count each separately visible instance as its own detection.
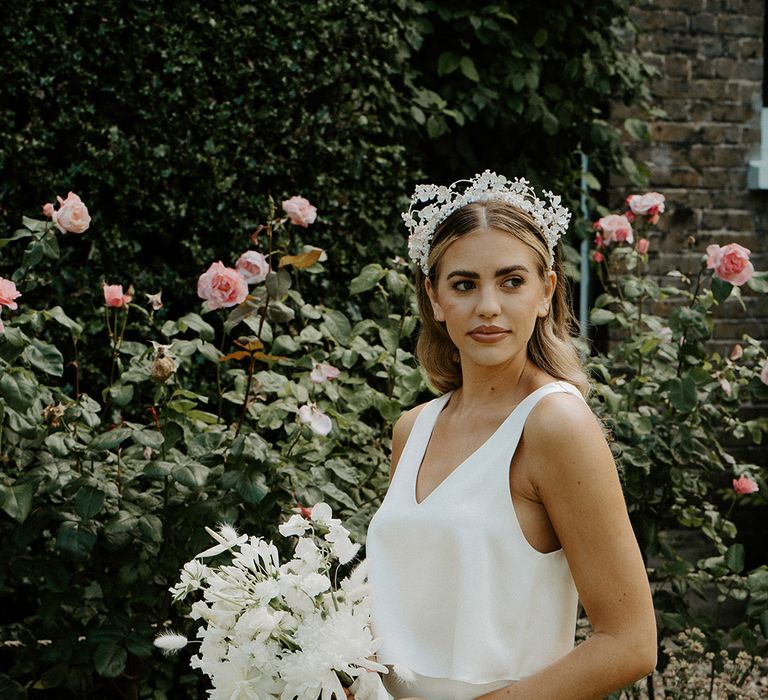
[366,381,585,683]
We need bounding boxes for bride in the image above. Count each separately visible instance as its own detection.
[353,171,656,700]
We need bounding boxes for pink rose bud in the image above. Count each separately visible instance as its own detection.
[718,375,732,397]
[282,196,318,228]
[310,362,340,384]
[594,232,604,249]
[235,250,270,284]
[761,361,768,385]
[595,214,634,245]
[42,202,55,218]
[626,192,666,224]
[705,243,754,286]
[729,344,743,361]
[636,238,650,254]
[0,277,22,310]
[197,261,249,310]
[145,292,163,311]
[103,283,132,308]
[592,251,605,264]
[52,192,91,234]
[732,475,759,495]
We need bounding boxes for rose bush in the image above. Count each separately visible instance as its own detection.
[588,193,768,698]
[0,193,426,698]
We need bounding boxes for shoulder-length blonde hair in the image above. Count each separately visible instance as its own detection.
[414,200,592,398]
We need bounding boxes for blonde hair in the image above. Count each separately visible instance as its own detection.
[414,200,592,398]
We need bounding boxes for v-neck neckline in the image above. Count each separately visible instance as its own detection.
[412,382,562,507]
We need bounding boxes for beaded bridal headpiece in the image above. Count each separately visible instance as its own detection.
[402,169,572,275]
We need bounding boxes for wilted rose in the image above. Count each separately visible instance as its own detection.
[310,362,340,384]
[594,214,634,245]
[706,243,754,286]
[43,402,67,428]
[52,192,91,234]
[197,261,248,310]
[151,347,177,383]
[282,196,317,228]
[298,403,332,435]
[626,192,666,224]
[0,277,21,310]
[145,291,163,311]
[103,283,132,308]
[732,475,759,494]
[235,250,270,284]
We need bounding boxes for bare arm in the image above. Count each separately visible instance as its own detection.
[477,394,657,700]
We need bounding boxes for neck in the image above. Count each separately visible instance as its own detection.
[450,353,538,414]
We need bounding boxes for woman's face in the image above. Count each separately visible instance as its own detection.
[425,227,556,369]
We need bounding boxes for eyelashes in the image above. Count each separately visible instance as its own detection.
[451,278,524,292]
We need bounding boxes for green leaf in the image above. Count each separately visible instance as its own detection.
[177,312,215,341]
[322,310,351,345]
[133,429,165,449]
[581,172,602,191]
[236,472,269,503]
[0,370,39,410]
[75,486,105,520]
[437,51,460,75]
[265,269,292,299]
[172,462,209,488]
[104,511,140,535]
[623,118,649,141]
[94,643,127,678]
[0,482,34,522]
[725,543,745,573]
[350,263,385,295]
[109,384,134,407]
[56,522,97,557]
[746,271,768,293]
[24,338,64,376]
[89,427,132,451]
[410,105,426,124]
[138,514,163,543]
[533,28,548,47]
[45,305,83,336]
[589,308,615,325]
[459,56,479,82]
[667,377,697,412]
[711,276,733,303]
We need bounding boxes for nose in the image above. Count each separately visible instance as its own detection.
[476,284,501,318]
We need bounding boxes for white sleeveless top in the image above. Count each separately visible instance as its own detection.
[365,380,586,684]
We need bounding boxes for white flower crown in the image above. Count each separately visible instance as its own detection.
[401,169,572,275]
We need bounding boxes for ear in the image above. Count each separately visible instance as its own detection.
[424,278,445,322]
[537,270,557,318]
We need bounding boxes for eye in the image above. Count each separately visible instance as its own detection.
[503,276,524,288]
[451,279,475,292]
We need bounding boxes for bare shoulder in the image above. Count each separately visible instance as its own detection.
[389,401,431,481]
[524,388,613,481]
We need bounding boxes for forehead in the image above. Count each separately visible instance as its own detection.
[438,227,539,271]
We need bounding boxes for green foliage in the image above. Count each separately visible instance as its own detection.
[0,207,427,698]
[587,213,768,669]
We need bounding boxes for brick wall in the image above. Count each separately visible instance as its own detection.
[608,0,766,464]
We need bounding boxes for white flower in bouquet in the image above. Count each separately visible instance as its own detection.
[156,504,389,700]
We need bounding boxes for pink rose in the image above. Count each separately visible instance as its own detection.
[42,202,54,218]
[310,362,340,384]
[282,196,317,228]
[595,214,634,245]
[103,283,132,308]
[626,192,666,224]
[235,250,270,284]
[636,238,650,255]
[0,277,21,310]
[594,232,604,249]
[52,192,91,234]
[706,243,754,286]
[197,261,248,310]
[732,475,759,495]
[718,375,732,397]
[729,344,743,361]
[298,403,332,435]
[761,361,768,385]
[592,250,604,264]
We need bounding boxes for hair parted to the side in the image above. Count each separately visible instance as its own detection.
[414,200,592,399]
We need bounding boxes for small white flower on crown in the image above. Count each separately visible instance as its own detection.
[402,169,572,275]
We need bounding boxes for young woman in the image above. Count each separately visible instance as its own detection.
[356,171,657,700]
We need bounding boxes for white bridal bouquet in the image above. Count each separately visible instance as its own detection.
[155,502,391,700]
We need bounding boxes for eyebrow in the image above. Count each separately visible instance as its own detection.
[445,264,530,280]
